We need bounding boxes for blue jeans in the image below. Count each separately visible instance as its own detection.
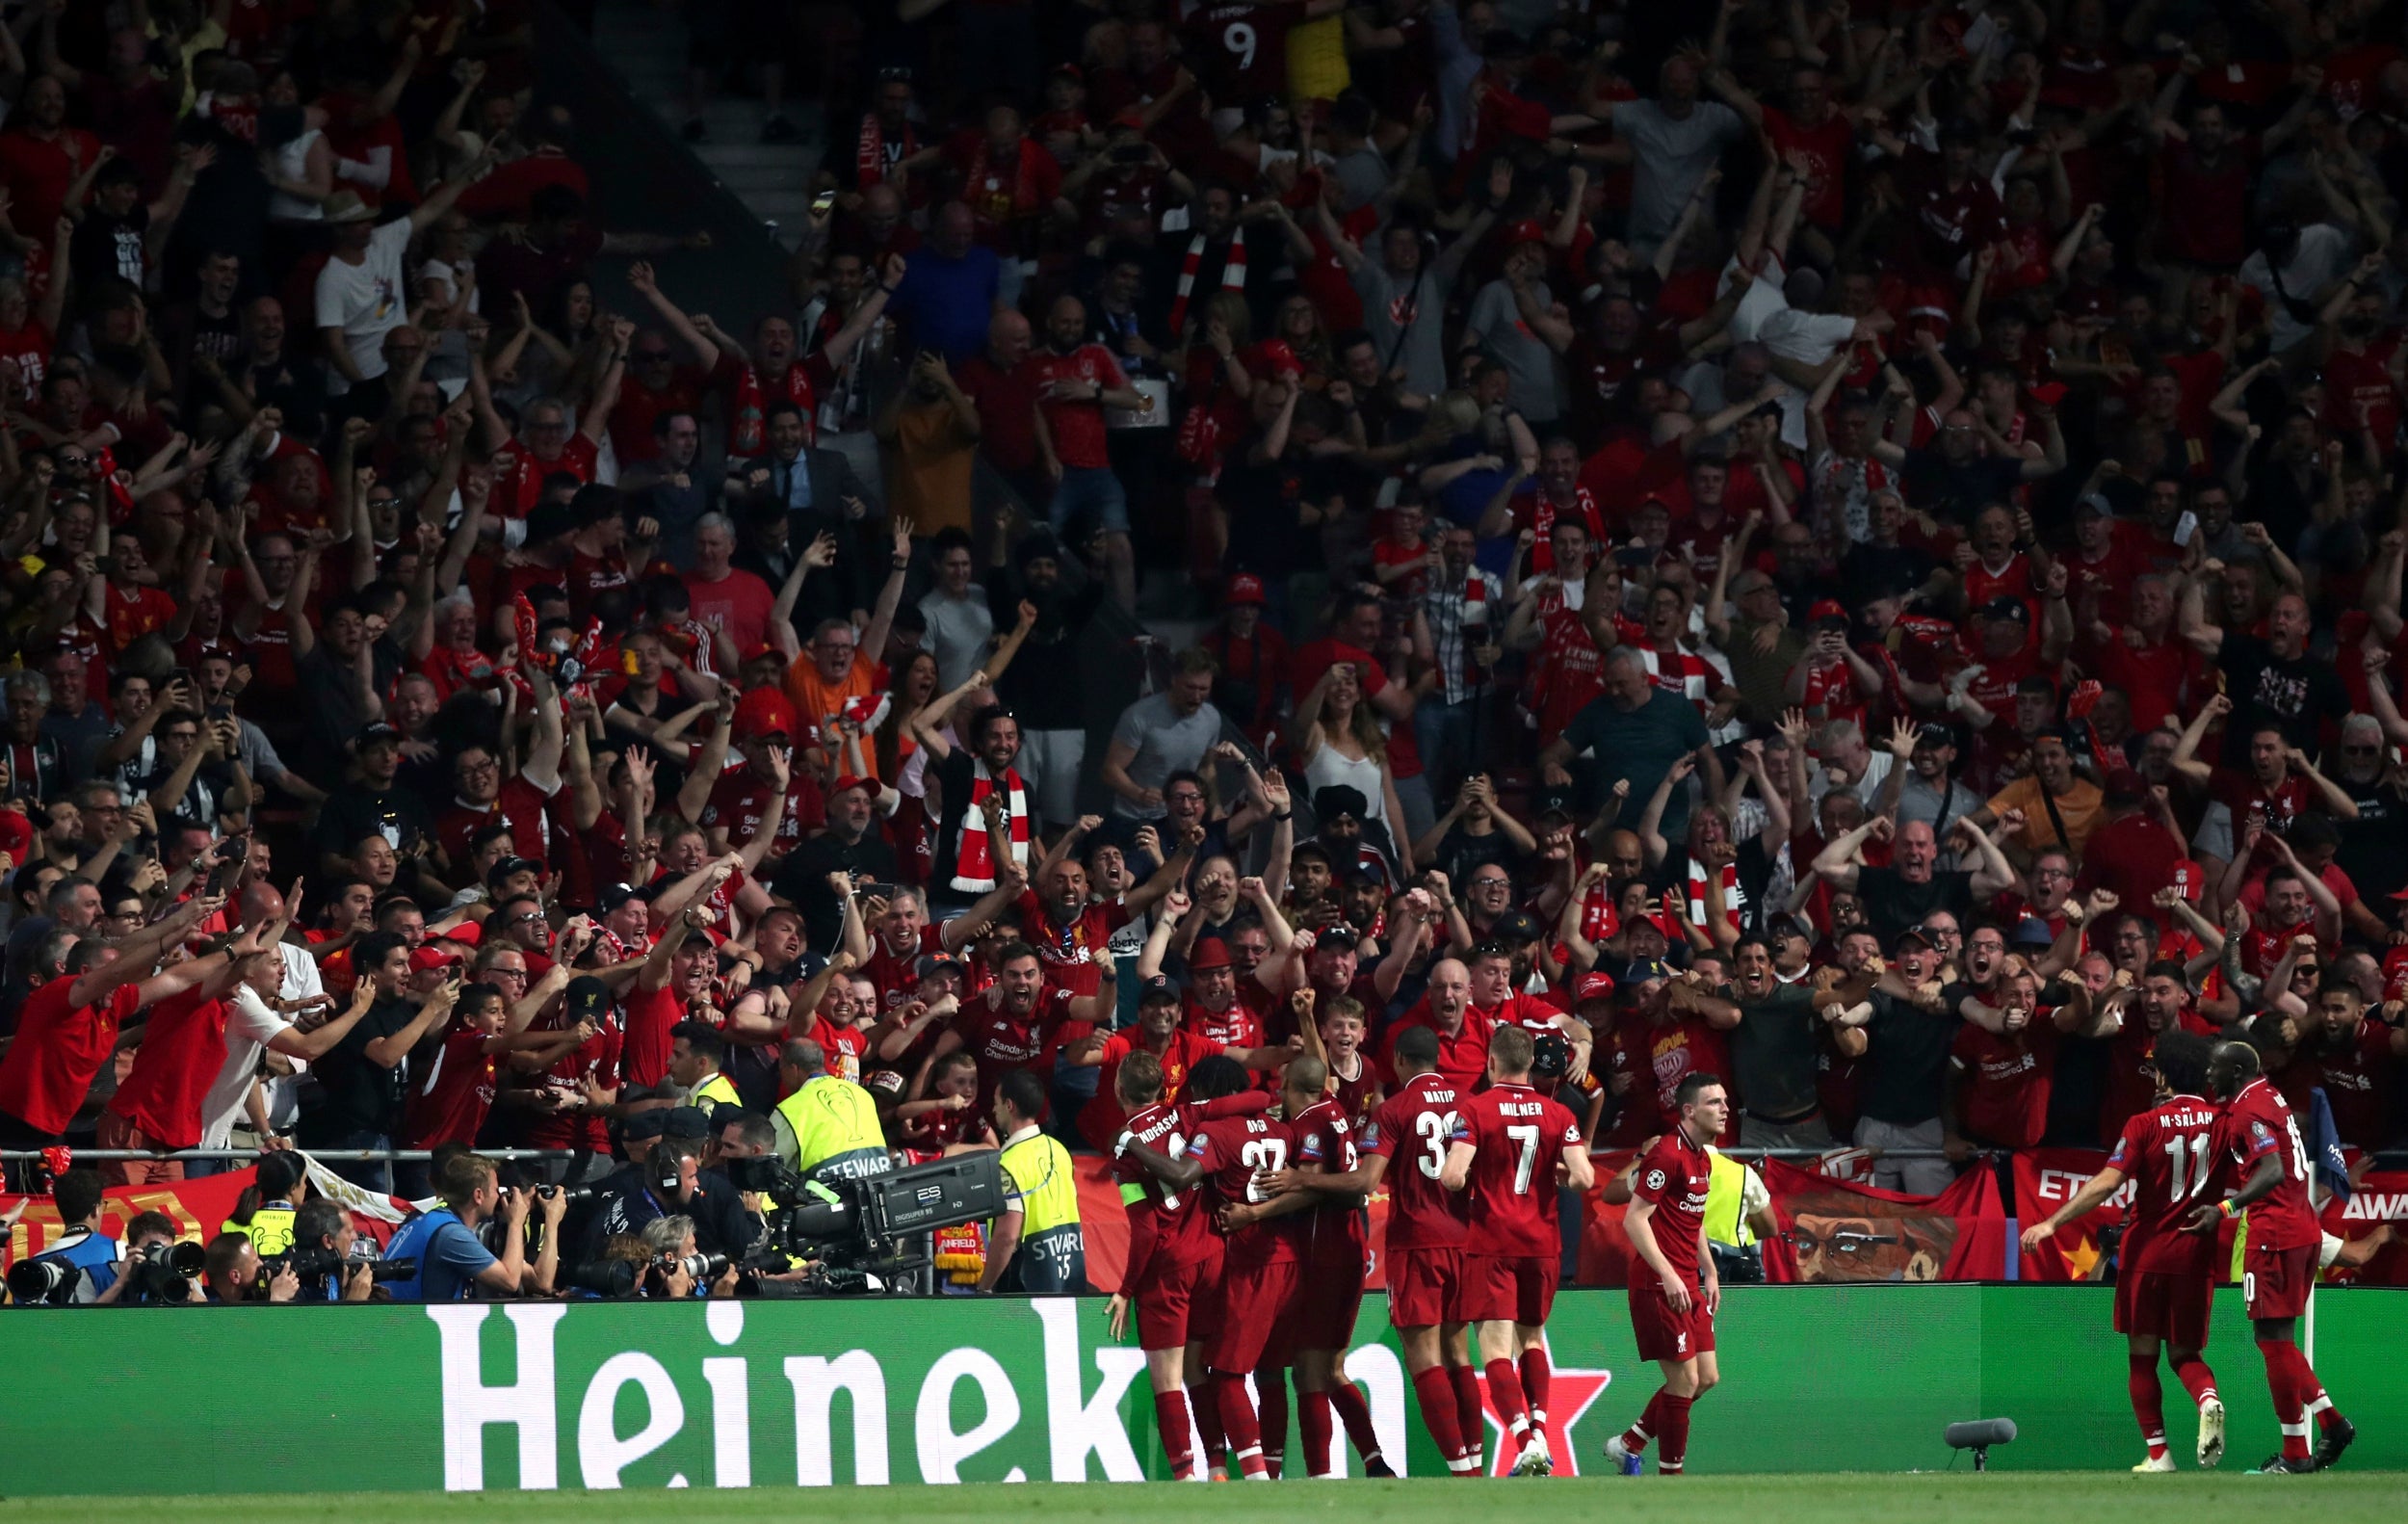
[1047,464,1129,535]
[1415,695,1480,799]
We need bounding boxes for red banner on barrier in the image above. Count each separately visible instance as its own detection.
[1760,1157,2006,1281]
[2010,1147,2123,1281]
[3,1169,258,1270]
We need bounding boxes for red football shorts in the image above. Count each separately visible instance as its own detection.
[2114,1269,2214,1350]
[1136,1236,1225,1351]
[1386,1246,1465,1329]
[1281,1235,1369,1349]
[1629,1275,1715,1364]
[2240,1239,2316,1322]
[1210,1256,1300,1373]
[1462,1252,1559,1326]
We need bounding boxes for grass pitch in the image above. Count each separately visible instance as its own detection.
[1,1473,2400,1524]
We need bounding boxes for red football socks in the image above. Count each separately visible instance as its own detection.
[1214,1371,1269,1480]
[1255,1364,1290,1478]
[1188,1379,1227,1470]
[1298,1389,1335,1477]
[1484,1358,1531,1444]
[1450,1364,1485,1464]
[2129,1353,2168,1459]
[1153,1389,1195,1480]
[1329,1379,1382,1468]
[1412,1367,1471,1473]
[2259,1340,2313,1462]
[1656,1393,1695,1474]
[1620,1389,1663,1455]
[1518,1347,1553,1438]
[2172,1357,2218,1411]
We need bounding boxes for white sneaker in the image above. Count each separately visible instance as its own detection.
[1605,1434,1643,1476]
[2197,1397,2226,1470]
[1511,1436,1553,1476]
[2133,1454,2177,1474]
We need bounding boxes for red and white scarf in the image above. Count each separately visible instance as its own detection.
[952,761,1031,893]
[1165,227,1247,340]
[1685,857,1743,939]
[856,113,917,187]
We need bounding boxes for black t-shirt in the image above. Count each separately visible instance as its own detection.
[71,204,150,289]
[1841,539,1938,604]
[1856,989,1959,1127]
[771,829,901,951]
[1217,441,1347,581]
[2214,633,2349,764]
[312,783,441,867]
[1727,983,1822,1121]
[1899,449,2023,529]
[141,758,241,829]
[301,994,415,1142]
[2336,771,2408,904]
[1429,825,1524,888]
[1855,867,1976,946]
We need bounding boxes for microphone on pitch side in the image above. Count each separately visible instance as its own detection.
[1945,1418,2017,1470]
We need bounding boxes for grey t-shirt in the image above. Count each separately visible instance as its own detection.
[1108,693,1222,819]
[1728,983,1822,1121]
[1331,146,1390,212]
[1610,98,1745,256]
[1465,277,1560,424]
[1350,259,1450,400]
[918,588,996,694]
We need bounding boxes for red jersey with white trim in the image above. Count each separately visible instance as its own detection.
[1113,1097,1216,1264]
[2105,1091,2224,1275]
[1630,1126,1714,1286]
[1364,1071,1473,1248]
[1183,3,1297,102]
[1450,1080,1582,1257]
[1189,1110,1303,1264]
[402,1022,499,1148]
[2214,1077,2321,1250]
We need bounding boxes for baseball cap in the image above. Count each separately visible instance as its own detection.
[1533,783,1578,819]
[621,1108,668,1142]
[1620,958,1671,986]
[1981,595,2031,623]
[485,855,544,887]
[1189,937,1234,971]
[2073,492,2112,519]
[1915,722,1955,749]
[2169,858,2205,900]
[732,688,798,742]
[2010,919,2055,948]
[1810,598,1849,628]
[0,808,32,860]
[918,951,967,980]
[661,1105,712,1140]
[355,721,402,749]
[410,943,464,972]
[828,774,875,800]
[1893,924,1937,951]
[2104,767,2147,804]
[1226,572,1268,606]
[1574,970,1617,1006]
[1504,217,1548,249]
[565,974,615,1026]
[1492,910,1544,943]
[596,881,644,914]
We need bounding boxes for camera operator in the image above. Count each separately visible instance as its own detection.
[14,1169,119,1302]
[380,1152,565,1300]
[283,1199,377,1302]
[202,1231,301,1302]
[92,1212,202,1305]
[580,1134,762,1266]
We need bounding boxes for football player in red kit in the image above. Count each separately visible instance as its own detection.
[2183,1040,2356,1473]
[1440,1025,1593,1476]
[1122,1055,1316,1480]
[1110,1052,1270,1482]
[1606,1071,1727,1478]
[2020,1031,2228,1471]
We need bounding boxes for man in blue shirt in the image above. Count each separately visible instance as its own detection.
[383,1153,560,1301]
[888,202,1000,361]
[1540,644,1714,838]
[15,1169,119,1302]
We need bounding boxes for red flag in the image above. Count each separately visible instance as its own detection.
[1760,1156,2006,1281]
[2011,1147,2126,1280]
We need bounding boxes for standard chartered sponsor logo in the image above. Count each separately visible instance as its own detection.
[429,1298,1151,1490]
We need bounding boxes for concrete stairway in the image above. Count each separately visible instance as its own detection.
[586,0,823,246]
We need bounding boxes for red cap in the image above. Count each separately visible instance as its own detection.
[1810,598,1849,624]
[1225,573,1267,606]
[2170,859,2204,899]
[0,807,32,860]
[410,943,465,972]
[828,774,874,798]
[1574,970,1616,1005]
[743,642,781,666]
[1505,218,1548,248]
[1189,937,1233,971]
[732,688,798,742]
[1257,339,1302,378]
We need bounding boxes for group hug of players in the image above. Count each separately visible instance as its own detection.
[2022,1034,2359,1476]
[1113,997,2356,1480]
[1107,987,1722,1481]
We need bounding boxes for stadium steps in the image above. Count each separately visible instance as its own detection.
[588,0,824,247]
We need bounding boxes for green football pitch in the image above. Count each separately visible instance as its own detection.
[1,1474,2399,1524]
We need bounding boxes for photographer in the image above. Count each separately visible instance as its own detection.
[282,1199,377,1302]
[202,1232,300,1303]
[93,1212,203,1305]
[380,1153,565,1300]
[583,1135,762,1265]
[639,1214,742,1299]
[13,1169,119,1303]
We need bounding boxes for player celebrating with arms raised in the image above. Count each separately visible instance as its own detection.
[1440,1025,1593,1476]
[2020,1031,2228,1472]
[1607,1072,1726,1478]
[2183,1040,2356,1474]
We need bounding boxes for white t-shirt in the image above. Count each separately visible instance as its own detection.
[197,946,324,1146]
[314,218,414,389]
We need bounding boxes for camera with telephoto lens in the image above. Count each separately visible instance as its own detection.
[122,1239,208,1303]
[656,1250,730,1284]
[536,1183,596,1204]
[7,1256,86,1305]
[565,1258,641,1298]
[267,1241,419,1286]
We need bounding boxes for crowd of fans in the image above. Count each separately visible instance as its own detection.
[3,0,2408,1301]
